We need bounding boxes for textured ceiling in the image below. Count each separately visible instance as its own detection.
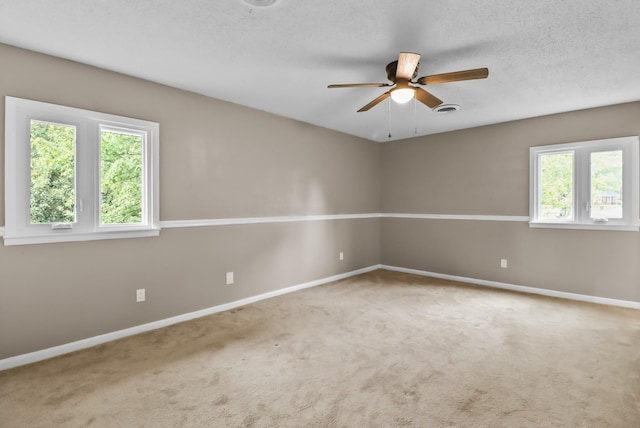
[1,0,639,142]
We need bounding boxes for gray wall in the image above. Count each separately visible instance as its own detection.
[0,44,381,359]
[381,102,640,303]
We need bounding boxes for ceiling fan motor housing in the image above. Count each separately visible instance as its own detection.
[386,60,419,82]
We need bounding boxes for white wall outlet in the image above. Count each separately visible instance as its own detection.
[136,288,145,302]
[226,272,234,285]
[339,252,344,261]
[500,259,508,268]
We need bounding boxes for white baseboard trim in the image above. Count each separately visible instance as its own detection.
[6,263,636,371]
[381,265,640,310]
[0,265,380,371]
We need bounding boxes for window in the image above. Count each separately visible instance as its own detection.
[530,136,639,231]
[4,96,159,245]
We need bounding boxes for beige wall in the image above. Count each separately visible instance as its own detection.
[381,102,640,303]
[0,44,381,359]
[2,41,639,362]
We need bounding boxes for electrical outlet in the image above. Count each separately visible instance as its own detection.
[500,259,508,269]
[339,252,344,261]
[136,288,145,302]
[226,272,234,285]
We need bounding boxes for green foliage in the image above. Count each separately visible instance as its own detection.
[100,131,143,224]
[29,122,143,225]
[590,150,623,218]
[30,121,75,224]
[591,151,622,201]
[540,150,623,220]
[540,152,573,219]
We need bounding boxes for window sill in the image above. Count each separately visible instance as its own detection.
[2,228,161,246]
[529,222,639,232]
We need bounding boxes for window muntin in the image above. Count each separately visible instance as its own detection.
[4,96,160,245]
[530,136,639,231]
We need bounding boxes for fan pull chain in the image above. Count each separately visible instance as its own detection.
[414,97,418,135]
[388,98,392,139]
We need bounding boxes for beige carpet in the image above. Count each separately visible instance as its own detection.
[1,269,639,427]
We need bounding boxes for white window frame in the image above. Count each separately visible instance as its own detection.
[4,96,160,245]
[529,136,639,231]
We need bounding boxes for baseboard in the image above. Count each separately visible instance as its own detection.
[5,263,636,371]
[0,265,381,371]
[381,265,640,310]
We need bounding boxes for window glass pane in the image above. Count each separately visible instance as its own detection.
[540,152,573,220]
[100,129,143,225]
[30,120,76,224]
[590,150,623,219]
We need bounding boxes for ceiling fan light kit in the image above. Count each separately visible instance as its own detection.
[390,87,415,104]
[328,52,488,113]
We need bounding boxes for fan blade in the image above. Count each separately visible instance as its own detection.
[414,88,443,108]
[416,68,489,85]
[396,52,421,80]
[328,83,391,88]
[357,91,391,112]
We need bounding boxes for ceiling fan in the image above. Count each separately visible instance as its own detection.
[328,52,489,112]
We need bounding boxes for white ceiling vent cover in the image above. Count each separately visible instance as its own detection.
[433,104,460,113]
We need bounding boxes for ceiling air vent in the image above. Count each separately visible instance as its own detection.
[433,104,460,114]
[243,0,278,7]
